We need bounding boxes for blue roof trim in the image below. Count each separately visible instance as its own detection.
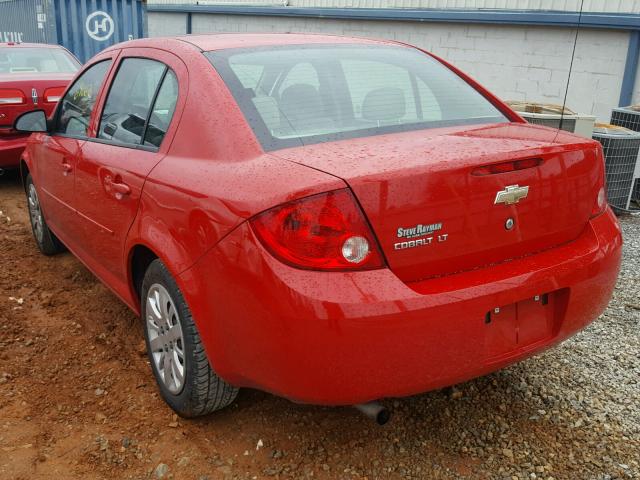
[146,5,640,30]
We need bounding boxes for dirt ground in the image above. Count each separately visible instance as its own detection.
[0,169,639,480]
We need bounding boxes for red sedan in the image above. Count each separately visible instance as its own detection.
[14,34,621,420]
[0,42,80,170]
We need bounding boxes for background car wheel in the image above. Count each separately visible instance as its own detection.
[141,259,238,417]
[25,174,65,256]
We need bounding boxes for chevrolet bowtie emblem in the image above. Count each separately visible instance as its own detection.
[494,185,529,205]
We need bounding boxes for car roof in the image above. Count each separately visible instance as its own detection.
[0,42,64,49]
[108,33,399,53]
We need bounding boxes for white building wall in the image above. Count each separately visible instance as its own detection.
[148,12,635,121]
[148,12,191,36]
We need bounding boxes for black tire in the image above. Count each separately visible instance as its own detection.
[141,259,238,417]
[25,174,65,256]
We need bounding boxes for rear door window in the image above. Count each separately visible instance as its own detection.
[143,70,179,148]
[56,60,112,137]
[98,58,167,146]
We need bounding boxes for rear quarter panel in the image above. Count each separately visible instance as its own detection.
[124,50,345,298]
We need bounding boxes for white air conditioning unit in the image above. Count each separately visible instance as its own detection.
[592,124,640,213]
[505,101,596,139]
[610,105,640,207]
[611,105,640,132]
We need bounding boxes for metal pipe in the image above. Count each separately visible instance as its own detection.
[354,402,390,425]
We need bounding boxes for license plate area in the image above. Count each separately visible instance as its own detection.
[484,291,561,361]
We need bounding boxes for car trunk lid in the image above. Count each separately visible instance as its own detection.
[275,123,602,283]
[0,73,72,130]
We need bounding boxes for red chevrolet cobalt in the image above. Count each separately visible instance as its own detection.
[0,43,80,169]
[14,34,621,420]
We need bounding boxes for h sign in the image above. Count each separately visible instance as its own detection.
[85,11,115,42]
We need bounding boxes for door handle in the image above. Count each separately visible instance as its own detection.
[61,162,72,175]
[112,181,131,196]
[104,174,131,199]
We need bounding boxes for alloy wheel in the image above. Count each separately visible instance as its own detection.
[146,283,186,394]
[27,183,44,244]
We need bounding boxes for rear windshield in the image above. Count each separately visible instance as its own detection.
[0,47,80,74]
[206,45,507,151]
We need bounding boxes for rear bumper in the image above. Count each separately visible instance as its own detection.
[0,135,28,168]
[180,208,622,405]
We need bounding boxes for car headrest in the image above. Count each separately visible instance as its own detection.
[361,87,406,123]
[279,84,323,123]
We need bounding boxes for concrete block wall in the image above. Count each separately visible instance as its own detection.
[148,11,635,121]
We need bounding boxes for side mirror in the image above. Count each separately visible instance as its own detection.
[14,110,48,133]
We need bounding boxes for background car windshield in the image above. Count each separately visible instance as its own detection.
[206,45,507,151]
[0,47,80,74]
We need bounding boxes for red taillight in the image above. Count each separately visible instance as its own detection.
[0,88,26,105]
[590,147,607,218]
[43,86,65,103]
[473,158,542,176]
[590,185,607,218]
[250,189,385,271]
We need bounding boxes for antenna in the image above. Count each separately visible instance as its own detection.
[558,0,585,135]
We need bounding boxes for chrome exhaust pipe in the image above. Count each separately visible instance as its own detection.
[0,168,4,176]
[354,402,390,425]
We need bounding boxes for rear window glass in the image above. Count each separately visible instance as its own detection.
[206,45,507,151]
[0,47,80,74]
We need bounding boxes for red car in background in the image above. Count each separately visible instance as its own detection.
[0,42,80,170]
[14,35,622,422]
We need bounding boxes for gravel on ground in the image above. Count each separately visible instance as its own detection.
[0,171,638,480]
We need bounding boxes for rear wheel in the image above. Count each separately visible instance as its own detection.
[25,174,65,255]
[141,259,238,417]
